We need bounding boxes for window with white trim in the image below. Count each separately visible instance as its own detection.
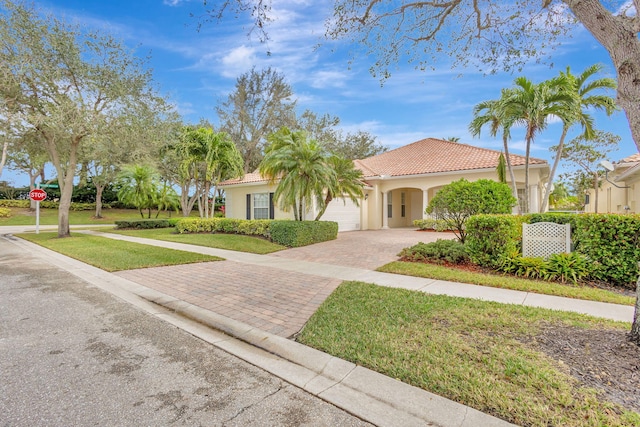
[253,193,269,219]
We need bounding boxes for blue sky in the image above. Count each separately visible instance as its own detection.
[4,0,638,186]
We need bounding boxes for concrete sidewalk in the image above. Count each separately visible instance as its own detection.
[88,230,634,323]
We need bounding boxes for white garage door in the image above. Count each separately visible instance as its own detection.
[321,198,361,232]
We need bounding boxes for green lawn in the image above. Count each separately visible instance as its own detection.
[18,232,222,271]
[297,281,639,427]
[0,206,187,226]
[107,228,286,254]
[378,261,635,306]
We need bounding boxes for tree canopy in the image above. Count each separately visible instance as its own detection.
[0,0,173,236]
[202,1,640,155]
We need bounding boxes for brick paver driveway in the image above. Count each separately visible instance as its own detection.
[116,229,454,338]
[273,228,453,269]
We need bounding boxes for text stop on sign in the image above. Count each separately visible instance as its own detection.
[29,189,47,202]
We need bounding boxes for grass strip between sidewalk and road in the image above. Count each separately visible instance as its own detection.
[378,261,635,306]
[107,228,286,254]
[297,281,639,427]
[18,232,222,272]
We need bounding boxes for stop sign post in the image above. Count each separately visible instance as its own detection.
[29,188,47,234]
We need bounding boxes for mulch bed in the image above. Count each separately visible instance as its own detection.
[532,323,640,413]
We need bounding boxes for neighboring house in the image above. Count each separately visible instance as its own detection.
[219,138,550,231]
[584,153,640,214]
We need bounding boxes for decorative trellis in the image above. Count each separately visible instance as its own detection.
[522,222,571,258]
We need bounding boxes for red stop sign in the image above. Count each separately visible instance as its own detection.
[29,189,47,202]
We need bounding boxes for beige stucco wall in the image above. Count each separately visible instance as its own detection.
[585,178,639,214]
[224,182,298,220]
[223,164,549,230]
[364,165,548,230]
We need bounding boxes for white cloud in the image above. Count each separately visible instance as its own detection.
[220,45,259,77]
[163,0,187,6]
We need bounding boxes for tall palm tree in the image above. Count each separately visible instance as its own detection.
[314,155,364,220]
[260,128,333,221]
[469,91,519,205]
[502,77,572,213]
[202,130,244,218]
[540,65,617,212]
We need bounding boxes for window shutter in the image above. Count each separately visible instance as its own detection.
[246,194,251,220]
[269,193,274,219]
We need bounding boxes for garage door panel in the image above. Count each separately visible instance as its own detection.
[322,199,360,232]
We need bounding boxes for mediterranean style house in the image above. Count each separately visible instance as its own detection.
[584,153,640,214]
[219,138,550,231]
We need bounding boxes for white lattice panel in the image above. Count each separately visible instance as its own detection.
[522,222,571,258]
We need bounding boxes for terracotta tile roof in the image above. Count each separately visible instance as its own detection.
[219,137,548,185]
[219,172,266,186]
[619,153,640,163]
[355,138,546,178]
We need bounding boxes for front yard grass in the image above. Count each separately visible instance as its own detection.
[297,281,639,427]
[378,261,635,306]
[0,207,191,226]
[107,228,286,254]
[18,232,222,271]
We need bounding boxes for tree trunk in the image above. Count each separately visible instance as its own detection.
[541,126,569,213]
[94,184,105,218]
[565,0,640,154]
[524,135,531,213]
[593,172,599,213]
[503,134,519,213]
[0,140,8,179]
[629,263,640,345]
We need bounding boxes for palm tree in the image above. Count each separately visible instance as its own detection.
[260,128,333,221]
[202,130,244,218]
[540,65,617,212]
[117,164,160,218]
[501,77,572,213]
[469,90,519,206]
[314,155,364,220]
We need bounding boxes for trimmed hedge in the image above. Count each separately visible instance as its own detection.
[115,219,179,230]
[399,239,469,264]
[0,199,110,211]
[465,214,524,268]
[269,220,338,247]
[175,217,338,247]
[0,207,10,218]
[175,218,271,238]
[466,213,640,288]
[573,214,640,288]
[413,218,452,232]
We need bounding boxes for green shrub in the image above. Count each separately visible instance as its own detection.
[426,179,517,242]
[0,199,108,211]
[399,239,469,264]
[236,220,271,236]
[269,220,338,247]
[498,252,591,284]
[413,218,451,231]
[466,215,523,268]
[0,200,29,208]
[546,252,591,284]
[498,255,549,280]
[573,214,640,288]
[114,219,173,229]
[175,218,272,239]
[0,207,10,217]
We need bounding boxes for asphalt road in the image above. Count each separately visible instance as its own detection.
[0,239,372,427]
